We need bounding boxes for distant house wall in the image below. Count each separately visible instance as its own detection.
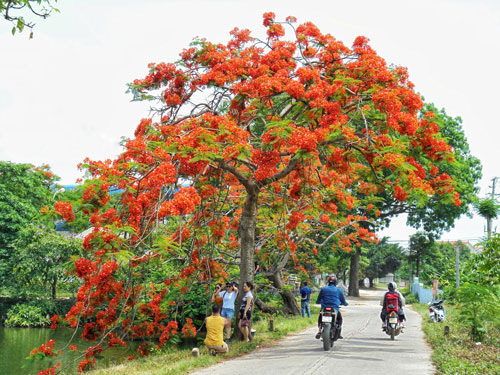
[377,273,395,284]
[412,277,443,303]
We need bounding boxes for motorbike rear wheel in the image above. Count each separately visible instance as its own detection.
[390,327,395,340]
[322,323,331,351]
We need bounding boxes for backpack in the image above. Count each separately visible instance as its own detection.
[385,292,399,312]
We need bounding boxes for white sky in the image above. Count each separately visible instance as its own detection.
[1,0,499,243]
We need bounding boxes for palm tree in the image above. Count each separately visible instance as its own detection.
[475,197,500,238]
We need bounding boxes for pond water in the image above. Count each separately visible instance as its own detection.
[0,327,137,375]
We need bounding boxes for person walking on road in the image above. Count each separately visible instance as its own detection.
[238,281,253,342]
[220,282,238,340]
[315,275,348,339]
[205,304,229,356]
[300,281,312,318]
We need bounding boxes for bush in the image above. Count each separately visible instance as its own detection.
[455,283,500,342]
[4,303,50,327]
[404,293,419,304]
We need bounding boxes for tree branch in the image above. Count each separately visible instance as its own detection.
[259,157,298,187]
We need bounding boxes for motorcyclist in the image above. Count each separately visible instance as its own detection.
[315,275,348,339]
[380,282,406,328]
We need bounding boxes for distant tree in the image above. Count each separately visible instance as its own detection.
[348,103,481,296]
[0,161,57,291]
[424,241,470,286]
[12,224,82,299]
[406,103,482,234]
[408,232,434,278]
[363,237,403,288]
[475,197,500,239]
[0,0,59,36]
[463,234,500,286]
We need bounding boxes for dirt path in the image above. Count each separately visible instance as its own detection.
[191,288,434,375]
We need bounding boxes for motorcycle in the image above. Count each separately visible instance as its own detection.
[383,302,403,340]
[320,307,341,350]
[428,300,445,322]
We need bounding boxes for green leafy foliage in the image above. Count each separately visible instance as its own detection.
[455,283,499,342]
[363,237,403,285]
[0,161,57,291]
[4,303,50,327]
[458,234,500,287]
[415,303,500,375]
[11,224,83,298]
[408,231,434,278]
[406,103,482,234]
[163,282,211,328]
[0,0,59,36]
[475,198,500,221]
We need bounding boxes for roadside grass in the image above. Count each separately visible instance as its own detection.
[412,303,500,375]
[89,305,319,375]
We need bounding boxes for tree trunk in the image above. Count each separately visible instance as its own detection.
[408,260,413,292]
[369,277,374,288]
[269,270,300,315]
[237,185,258,291]
[234,185,258,340]
[348,246,361,297]
[416,256,420,278]
[51,277,57,300]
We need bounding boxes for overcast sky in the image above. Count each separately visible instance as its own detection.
[1,0,499,243]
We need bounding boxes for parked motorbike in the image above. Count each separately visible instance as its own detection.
[428,300,445,322]
[320,307,341,350]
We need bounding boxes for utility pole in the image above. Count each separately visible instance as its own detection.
[455,244,460,289]
[408,259,412,292]
[487,177,499,238]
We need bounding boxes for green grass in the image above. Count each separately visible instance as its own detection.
[89,306,319,375]
[412,303,500,375]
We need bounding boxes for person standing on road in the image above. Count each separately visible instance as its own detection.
[238,281,253,342]
[300,281,312,318]
[205,304,229,356]
[315,275,348,339]
[220,282,238,340]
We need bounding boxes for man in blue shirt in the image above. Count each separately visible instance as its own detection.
[300,281,312,318]
[315,275,348,339]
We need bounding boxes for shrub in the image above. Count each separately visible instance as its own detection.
[4,303,50,327]
[455,283,500,342]
[404,293,419,304]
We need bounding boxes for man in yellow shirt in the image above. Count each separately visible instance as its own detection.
[204,304,228,355]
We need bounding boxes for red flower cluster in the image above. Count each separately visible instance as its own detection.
[54,201,75,222]
[30,339,57,358]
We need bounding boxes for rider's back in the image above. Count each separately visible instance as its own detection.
[316,285,347,310]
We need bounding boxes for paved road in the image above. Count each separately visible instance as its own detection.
[191,289,434,375]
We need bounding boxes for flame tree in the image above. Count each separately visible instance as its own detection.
[35,13,460,373]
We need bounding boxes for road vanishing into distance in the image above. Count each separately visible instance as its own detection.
[191,289,434,375]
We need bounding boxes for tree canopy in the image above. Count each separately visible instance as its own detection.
[0,161,57,291]
[363,237,403,286]
[33,13,463,372]
[12,224,82,299]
